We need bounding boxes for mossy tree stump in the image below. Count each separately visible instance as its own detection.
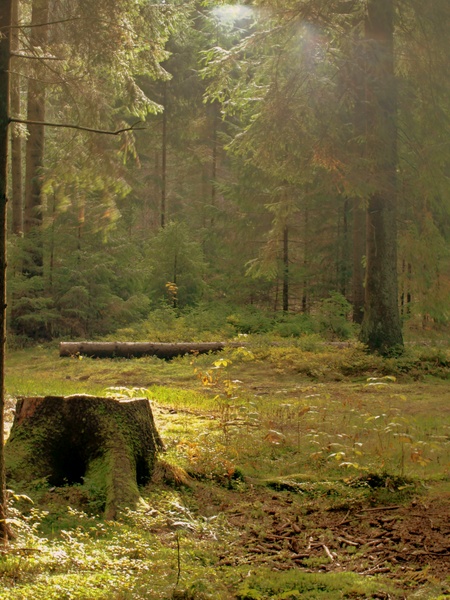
[5,395,164,519]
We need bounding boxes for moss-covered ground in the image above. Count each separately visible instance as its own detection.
[1,339,449,599]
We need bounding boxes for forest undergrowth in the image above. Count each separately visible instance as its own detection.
[1,337,450,599]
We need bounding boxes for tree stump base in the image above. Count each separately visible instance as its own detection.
[5,395,164,519]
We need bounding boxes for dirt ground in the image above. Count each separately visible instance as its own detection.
[192,481,450,596]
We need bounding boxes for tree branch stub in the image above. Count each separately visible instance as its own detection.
[9,117,145,136]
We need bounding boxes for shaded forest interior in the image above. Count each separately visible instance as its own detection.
[1,0,448,351]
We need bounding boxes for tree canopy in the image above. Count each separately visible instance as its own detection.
[0,0,448,344]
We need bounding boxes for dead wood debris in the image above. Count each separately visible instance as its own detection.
[219,499,450,582]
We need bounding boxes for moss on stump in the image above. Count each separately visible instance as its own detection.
[5,395,164,519]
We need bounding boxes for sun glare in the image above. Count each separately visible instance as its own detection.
[211,4,255,26]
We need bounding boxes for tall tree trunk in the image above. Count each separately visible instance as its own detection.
[161,82,167,228]
[352,199,365,324]
[282,225,289,312]
[360,0,403,354]
[349,28,367,324]
[301,201,309,314]
[400,259,412,317]
[210,100,219,226]
[337,199,350,296]
[48,191,57,293]
[0,0,12,542]
[23,0,49,274]
[10,0,22,235]
[201,164,208,230]
[152,149,159,229]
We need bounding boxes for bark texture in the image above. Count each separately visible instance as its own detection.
[10,0,22,235]
[0,0,12,541]
[23,0,49,279]
[59,341,226,359]
[360,0,403,354]
[352,199,365,324]
[5,395,164,519]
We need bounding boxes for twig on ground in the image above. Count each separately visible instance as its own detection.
[357,506,402,514]
[323,544,336,562]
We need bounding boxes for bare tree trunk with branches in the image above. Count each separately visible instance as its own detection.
[0,0,12,543]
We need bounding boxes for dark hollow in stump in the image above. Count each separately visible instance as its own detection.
[59,341,227,359]
[5,395,164,519]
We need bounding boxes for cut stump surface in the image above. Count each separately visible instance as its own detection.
[5,395,163,519]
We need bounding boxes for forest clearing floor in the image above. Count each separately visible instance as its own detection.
[1,342,450,599]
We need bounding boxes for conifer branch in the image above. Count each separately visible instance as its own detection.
[11,52,62,60]
[9,117,145,136]
[8,16,135,34]
[8,17,102,29]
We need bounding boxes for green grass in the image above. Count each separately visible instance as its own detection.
[235,569,403,599]
[0,496,233,600]
[5,343,450,485]
[2,341,450,599]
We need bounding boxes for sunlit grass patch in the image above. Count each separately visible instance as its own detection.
[3,342,450,600]
[148,385,218,413]
[159,373,450,486]
[236,568,404,599]
[5,345,450,486]
[1,496,235,600]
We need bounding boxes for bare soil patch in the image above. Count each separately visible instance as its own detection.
[192,482,450,595]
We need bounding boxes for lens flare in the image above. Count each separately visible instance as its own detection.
[211,4,255,26]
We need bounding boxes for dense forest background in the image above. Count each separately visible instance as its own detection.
[4,0,450,347]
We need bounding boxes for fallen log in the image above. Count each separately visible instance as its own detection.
[59,341,226,359]
[5,395,164,519]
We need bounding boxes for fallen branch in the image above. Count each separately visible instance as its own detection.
[413,550,450,557]
[337,536,359,547]
[336,509,351,526]
[359,565,391,575]
[356,505,402,514]
[323,544,337,563]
